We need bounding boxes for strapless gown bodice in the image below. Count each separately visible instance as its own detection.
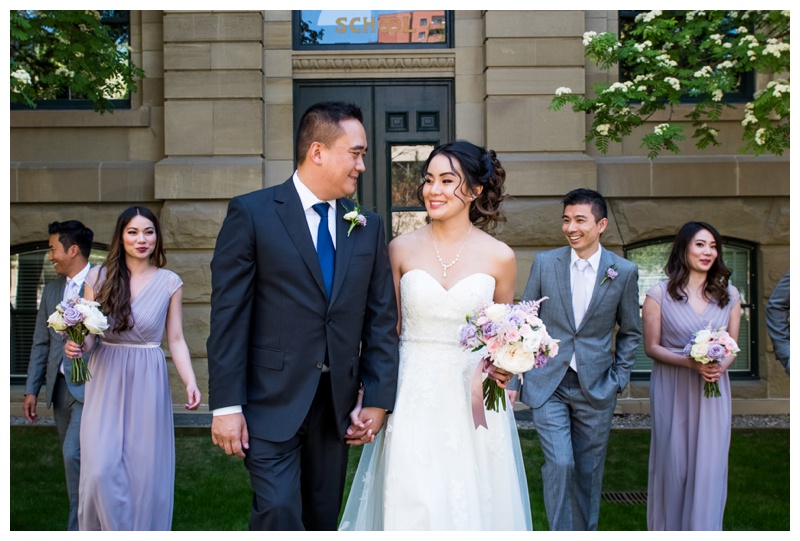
[399,269,495,345]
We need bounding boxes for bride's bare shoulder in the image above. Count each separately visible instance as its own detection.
[472,228,515,263]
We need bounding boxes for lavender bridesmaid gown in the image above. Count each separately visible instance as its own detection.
[78,267,183,530]
[646,281,740,531]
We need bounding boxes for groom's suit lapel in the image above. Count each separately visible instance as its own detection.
[274,180,328,299]
[330,198,355,305]
[555,248,577,331]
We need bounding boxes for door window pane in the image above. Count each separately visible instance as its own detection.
[390,144,433,237]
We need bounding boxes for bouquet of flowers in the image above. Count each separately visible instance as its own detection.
[47,296,109,383]
[683,326,740,398]
[459,298,559,414]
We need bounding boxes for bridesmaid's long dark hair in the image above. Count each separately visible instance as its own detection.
[97,206,167,333]
[665,221,731,307]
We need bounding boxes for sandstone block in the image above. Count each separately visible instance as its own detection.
[160,200,231,249]
[155,157,263,199]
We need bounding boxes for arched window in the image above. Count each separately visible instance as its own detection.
[625,236,758,379]
[10,242,108,383]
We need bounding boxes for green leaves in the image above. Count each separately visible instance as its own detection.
[10,10,145,113]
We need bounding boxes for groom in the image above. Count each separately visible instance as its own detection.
[517,188,640,530]
[207,101,399,530]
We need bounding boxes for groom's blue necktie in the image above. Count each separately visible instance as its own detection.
[312,202,335,299]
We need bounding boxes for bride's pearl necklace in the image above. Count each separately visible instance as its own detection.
[431,225,472,278]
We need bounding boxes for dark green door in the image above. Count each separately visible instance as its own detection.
[294,80,453,238]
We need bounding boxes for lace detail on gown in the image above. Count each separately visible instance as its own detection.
[339,269,532,531]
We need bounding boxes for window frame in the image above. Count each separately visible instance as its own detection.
[292,10,453,50]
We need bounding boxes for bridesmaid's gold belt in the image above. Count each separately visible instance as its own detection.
[102,341,161,349]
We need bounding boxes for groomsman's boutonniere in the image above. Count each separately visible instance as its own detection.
[343,200,366,237]
[600,265,619,285]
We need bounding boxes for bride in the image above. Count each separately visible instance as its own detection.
[339,140,532,530]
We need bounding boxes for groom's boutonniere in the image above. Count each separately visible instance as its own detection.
[600,265,619,285]
[343,200,366,237]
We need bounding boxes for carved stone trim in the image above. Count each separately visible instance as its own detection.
[292,53,455,77]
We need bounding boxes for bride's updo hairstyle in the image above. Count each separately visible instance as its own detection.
[417,140,507,230]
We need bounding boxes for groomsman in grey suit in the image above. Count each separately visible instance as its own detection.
[517,188,640,530]
[23,220,94,531]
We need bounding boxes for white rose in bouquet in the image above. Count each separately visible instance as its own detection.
[483,303,511,323]
[492,342,535,374]
[46,310,68,332]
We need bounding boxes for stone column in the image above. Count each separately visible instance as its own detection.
[156,11,265,406]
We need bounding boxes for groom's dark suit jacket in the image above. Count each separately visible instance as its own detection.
[207,178,399,442]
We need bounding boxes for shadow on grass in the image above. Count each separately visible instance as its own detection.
[9,426,789,530]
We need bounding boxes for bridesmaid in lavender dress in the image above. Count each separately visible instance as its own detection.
[643,222,741,531]
[65,206,201,530]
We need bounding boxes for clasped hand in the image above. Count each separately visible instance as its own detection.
[694,361,724,383]
[345,390,386,446]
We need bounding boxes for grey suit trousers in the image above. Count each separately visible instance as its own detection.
[531,368,615,530]
[53,374,83,531]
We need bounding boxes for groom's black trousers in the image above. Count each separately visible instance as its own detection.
[244,372,350,531]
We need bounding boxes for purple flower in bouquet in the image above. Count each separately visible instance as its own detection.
[535,352,550,368]
[481,321,499,339]
[459,324,479,349]
[61,304,84,327]
[707,343,726,361]
[505,311,525,327]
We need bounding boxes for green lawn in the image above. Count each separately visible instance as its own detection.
[9,426,789,530]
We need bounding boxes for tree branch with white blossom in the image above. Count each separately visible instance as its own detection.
[550,10,789,159]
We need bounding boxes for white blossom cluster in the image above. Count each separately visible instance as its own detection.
[55,67,75,78]
[633,40,653,52]
[654,123,670,135]
[635,10,662,23]
[664,77,681,91]
[596,124,611,136]
[583,31,597,46]
[555,87,572,96]
[694,66,713,77]
[603,81,634,94]
[767,79,790,98]
[655,54,678,68]
[764,39,790,58]
[741,103,758,126]
[711,89,724,102]
[11,68,31,85]
[755,127,767,145]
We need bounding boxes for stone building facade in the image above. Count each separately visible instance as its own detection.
[10,11,789,415]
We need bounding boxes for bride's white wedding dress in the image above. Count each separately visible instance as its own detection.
[339,269,532,530]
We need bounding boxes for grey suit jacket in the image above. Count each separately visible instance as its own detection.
[765,270,790,369]
[518,246,641,410]
[25,275,86,406]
